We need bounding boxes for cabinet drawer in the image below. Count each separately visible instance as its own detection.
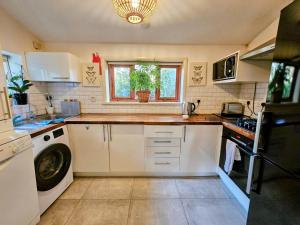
[144,126,183,138]
[146,146,180,158]
[146,138,180,147]
[146,157,179,172]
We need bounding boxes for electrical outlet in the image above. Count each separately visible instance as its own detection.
[197,99,201,104]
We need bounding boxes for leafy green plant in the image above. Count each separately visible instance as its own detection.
[7,75,33,94]
[129,62,160,92]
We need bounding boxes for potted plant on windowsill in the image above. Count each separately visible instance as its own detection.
[129,62,160,103]
[8,75,33,105]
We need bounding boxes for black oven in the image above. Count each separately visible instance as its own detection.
[219,127,258,194]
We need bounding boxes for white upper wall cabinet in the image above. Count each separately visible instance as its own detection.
[25,52,81,82]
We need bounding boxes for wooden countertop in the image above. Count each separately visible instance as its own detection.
[64,113,223,125]
[15,114,256,140]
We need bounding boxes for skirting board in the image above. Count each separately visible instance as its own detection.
[74,172,218,177]
[29,215,40,225]
[217,167,250,212]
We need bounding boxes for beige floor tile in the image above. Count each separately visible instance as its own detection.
[65,200,130,225]
[176,178,232,199]
[182,199,246,225]
[38,199,79,225]
[128,199,188,225]
[59,178,92,200]
[83,178,133,199]
[132,178,179,199]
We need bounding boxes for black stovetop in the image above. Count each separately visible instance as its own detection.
[214,114,257,133]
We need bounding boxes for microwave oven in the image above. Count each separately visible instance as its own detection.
[213,53,238,81]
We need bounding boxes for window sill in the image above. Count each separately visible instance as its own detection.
[102,102,183,106]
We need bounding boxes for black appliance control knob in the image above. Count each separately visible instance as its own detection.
[44,135,51,141]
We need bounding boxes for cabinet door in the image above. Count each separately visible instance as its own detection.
[25,52,49,81]
[181,125,222,173]
[26,52,72,81]
[44,52,70,80]
[68,124,109,172]
[109,125,144,172]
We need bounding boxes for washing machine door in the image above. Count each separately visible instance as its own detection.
[35,143,71,191]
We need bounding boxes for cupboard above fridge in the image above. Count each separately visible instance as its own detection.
[25,52,81,82]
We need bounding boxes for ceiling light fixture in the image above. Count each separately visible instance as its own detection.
[112,0,157,24]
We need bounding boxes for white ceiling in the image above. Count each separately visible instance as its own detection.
[0,0,292,45]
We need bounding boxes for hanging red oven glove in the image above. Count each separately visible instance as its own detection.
[92,53,102,75]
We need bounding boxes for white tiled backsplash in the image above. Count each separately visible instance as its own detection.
[239,83,268,117]
[11,81,268,117]
[12,82,49,118]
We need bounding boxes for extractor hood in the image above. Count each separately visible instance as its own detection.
[240,38,276,60]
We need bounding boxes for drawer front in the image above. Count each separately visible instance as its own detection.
[144,125,183,138]
[146,157,180,172]
[146,146,181,158]
[146,138,181,147]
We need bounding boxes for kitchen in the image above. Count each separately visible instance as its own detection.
[0,0,299,225]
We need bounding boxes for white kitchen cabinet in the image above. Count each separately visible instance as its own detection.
[181,125,222,174]
[25,52,81,82]
[108,124,144,172]
[68,124,109,173]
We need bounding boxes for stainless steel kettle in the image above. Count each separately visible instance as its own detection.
[182,100,200,116]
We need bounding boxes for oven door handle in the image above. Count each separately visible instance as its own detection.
[222,135,246,147]
[223,135,253,153]
[236,145,254,156]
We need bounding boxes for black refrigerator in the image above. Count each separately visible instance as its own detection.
[246,1,300,225]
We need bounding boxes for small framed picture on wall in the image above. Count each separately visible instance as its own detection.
[82,63,101,87]
[188,62,207,86]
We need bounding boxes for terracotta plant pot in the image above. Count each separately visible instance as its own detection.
[13,93,28,105]
[136,90,150,103]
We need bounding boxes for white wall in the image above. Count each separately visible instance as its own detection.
[237,18,278,118]
[44,43,244,114]
[0,7,48,118]
[247,18,279,50]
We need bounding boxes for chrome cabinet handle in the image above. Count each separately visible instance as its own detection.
[103,125,106,142]
[183,125,186,142]
[154,162,171,165]
[52,77,69,79]
[154,152,171,154]
[154,140,171,143]
[109,124,112,141]
[155,131,173,134]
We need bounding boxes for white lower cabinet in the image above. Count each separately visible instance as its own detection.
[109,124,144,172]
[68,124,109,173]
[144,125,183,173]
[68,123,222,175]
[146,157,180,172]
[181,125,222,174]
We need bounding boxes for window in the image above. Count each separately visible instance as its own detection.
[108,63,181,102]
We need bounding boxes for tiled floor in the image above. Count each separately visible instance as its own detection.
[39,177,246,225]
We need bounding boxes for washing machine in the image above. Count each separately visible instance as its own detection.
[32,125,73,214]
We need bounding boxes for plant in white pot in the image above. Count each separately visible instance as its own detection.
[129,62,160,103]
